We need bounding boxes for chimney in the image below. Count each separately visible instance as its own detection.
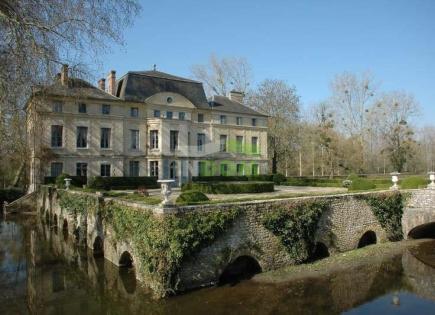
[229,90,244,104]
[98,78,106,90]
[61,64,69,86]
[107,70,116,95]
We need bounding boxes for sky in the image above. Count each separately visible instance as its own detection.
[99,0,435,124]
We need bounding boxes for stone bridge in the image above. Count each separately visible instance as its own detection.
[36,187,435,296]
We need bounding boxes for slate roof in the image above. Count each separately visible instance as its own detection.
[209,95,268,117]
[33,78,119,101]
[116,70,267,117]
[116,70,209,107]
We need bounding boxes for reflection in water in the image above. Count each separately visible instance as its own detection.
[0,216,434,315]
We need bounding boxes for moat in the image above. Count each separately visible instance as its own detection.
[1,215,434,315]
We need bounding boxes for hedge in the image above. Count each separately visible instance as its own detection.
[44,176,87,187]
[400,176,428,189]
[284,177,343,187]
[88,176,159,190]
[182,181,274,194]
[0,188,24,205]
[176,190,209,205]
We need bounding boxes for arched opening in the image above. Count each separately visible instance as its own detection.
[408,222,435,239]
[119,251,134,268]
[219,256,262,285]
[309,242,330,262]
[358,231,377,248]
[93,236,104,257]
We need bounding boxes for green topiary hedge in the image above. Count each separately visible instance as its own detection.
[88,176,159,190]
[192,175,276,182]
[182,181,274,194]
[176,190,209,205]
[45,175,87,187]
[348,175,376,191]
[262,200,330,263]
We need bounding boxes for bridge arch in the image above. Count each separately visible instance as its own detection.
[310,242,330,261]
[219,255,262,285]
[93,236,104,257]
[357,230,377,248]
[408,222,435,239]
[119,251,134,268]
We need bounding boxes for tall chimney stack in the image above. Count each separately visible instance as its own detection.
[229,90,244,104]
[107,70,116,95]
[61,64,69,86]
[98,78,106,90]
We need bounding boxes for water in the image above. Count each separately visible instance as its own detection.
[1,216,434,315]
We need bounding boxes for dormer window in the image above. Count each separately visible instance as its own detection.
[131,107,139,117]
[179,112,185,120]
[252,118,257,126]
[166,111,173,119]
[236,117,242,125]
[153,110,160,118]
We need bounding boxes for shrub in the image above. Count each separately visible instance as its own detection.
[400,176,428,189]
[55,173,70,188]
[192,175,275,182]
[88,176,158,190]
[272,173,286,185]
[176,190,209,205]
[284,177,343,187]
[182,181,274,194]
[45,176,87,187]
[348,176,376,191]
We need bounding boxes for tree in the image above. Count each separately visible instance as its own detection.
[329,72,377,170]
[0,0,141,187]
[246,79,300,174]
[191,54,253,96]
[369,91,419,172]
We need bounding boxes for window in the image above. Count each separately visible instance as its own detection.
[150,161,159,177]
[252,118,257,126]
[179,112,185,120]
[219,135,227,152]
[169,161,177,179]
[150,130,159,149]
[76,163,87,177]
[198,113,204,123]
[252,164,259,175]
[76,126,88,148]
[102,104,110,115]
[100,128,111,148]
[237,164,244,176]
[153,110,161,118]
[100,164,111,177]
[166,111,173,119]
[251,137,258,154]
[236,117,242,125]
[52,101,63,113]
[187,132,191,147]
[130,129,139,149]
[220,115,227,124]
[78,103,87,113]
[50,162,63,177]
[220,164,228,176]
[130,107,139,117]
[197,133,205,152]
[198,161,206,176]
[51,125,63,147]
[236,136,244,153]
[129,161,140,176]
[170,130,178,151]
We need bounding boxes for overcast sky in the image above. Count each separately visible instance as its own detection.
[99,0,435,125]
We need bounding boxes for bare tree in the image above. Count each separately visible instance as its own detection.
[246,79,300,174]
[191,54,253,96]
[0,0,141,186]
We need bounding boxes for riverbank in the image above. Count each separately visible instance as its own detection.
[253,239,435,284]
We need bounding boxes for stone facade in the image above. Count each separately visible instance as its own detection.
[26,66,269,191]
[402,189,435,238]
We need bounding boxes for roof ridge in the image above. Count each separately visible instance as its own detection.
[128,70,201,84]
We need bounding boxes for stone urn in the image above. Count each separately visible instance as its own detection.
[428,171,435,189]
[390,172,400,190]
[157,179,175,206]
[64,178,72,190]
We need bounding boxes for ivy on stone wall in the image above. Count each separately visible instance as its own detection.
[102,203,241,295]
[57,191,97,215]
[262,200,330,263]
[362,192,408,241]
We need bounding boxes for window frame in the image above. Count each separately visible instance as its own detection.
[76,162,88,177]
[50,162,63,177]
[219,134,227,152]
[52,101,63,113]
[198,113,204,123]
[179,112,185,120]
[130,107,139,117]
[100,127,111,149]
[51,125,63,148]
[130,129,140,150]
[100,164,111,177]
[129,161,140,176]
[153,110,161,118]
[170,130,179,151]
[197,133,205,152]
[102,104,111,115]
[76,126,88,148]
[220,115,227,124]
[150,161,159,177]
[236,117,242,125]
[166,111,173,119]
[78,103,87,113]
